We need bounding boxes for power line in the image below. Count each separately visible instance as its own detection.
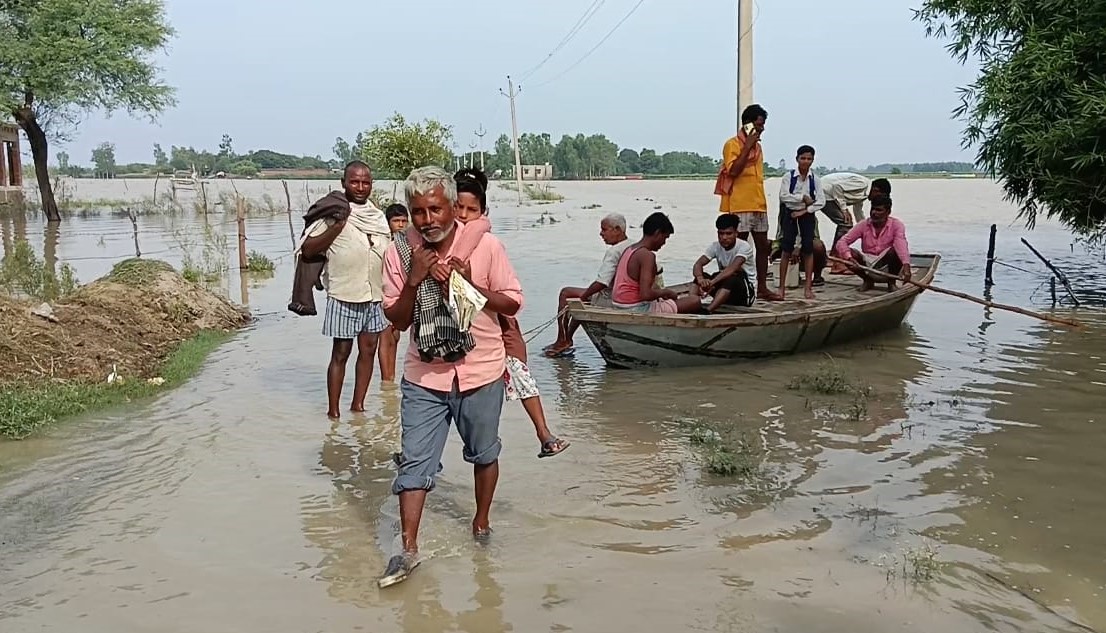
[529,0,647,89]
[517,0,607,83]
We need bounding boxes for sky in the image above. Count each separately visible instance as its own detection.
[53,0,980,170]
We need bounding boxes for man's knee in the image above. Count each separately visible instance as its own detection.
[456,380,505,465]
[392,380,451,494]
[331,339,354,362]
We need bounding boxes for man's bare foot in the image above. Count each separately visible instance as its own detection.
[804,287,816,300]
[472,519,492,544]
[886,281,896,292]
[327,409,341,419]
[860,279,874,292]
[758,289,783,301]
[350,402,365,412]
[776,286,786,300]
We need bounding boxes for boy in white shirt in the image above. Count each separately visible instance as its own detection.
[692,213,757,313]
[778,145,825,300]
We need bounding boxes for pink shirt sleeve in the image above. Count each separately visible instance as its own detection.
[382,243,405,310]
[481,235,523,311]
[454,216,491,261]
[835,221,864,258]
[892,219,911,265]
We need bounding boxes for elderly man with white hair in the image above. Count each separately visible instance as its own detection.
[543,212,630,358]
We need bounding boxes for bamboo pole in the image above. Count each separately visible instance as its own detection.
[282,180,294,248]
[236,196,248,270]
[827,255,1082,328]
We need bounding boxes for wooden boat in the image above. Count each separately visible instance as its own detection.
[566,253,940,368]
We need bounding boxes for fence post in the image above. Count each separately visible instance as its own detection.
[985,223,996,287]
[283,179,295,248]
[236,196,248,270]
[128,208,141,257]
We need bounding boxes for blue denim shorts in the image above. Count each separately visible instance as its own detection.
[391,377,505,494]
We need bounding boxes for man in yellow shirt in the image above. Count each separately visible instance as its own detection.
[717,104,780,301]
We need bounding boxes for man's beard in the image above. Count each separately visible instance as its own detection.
[422,222,454,244]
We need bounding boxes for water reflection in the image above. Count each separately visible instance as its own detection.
[929,314,1106,629]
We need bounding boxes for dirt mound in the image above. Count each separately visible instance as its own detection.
[0,259,250,386]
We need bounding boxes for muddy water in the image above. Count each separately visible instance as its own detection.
[2,178,1104,632]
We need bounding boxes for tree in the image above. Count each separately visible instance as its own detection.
[518,132,555,165]
[618,148,640,174]
[153,143,169,171]
[352,113,453,180]
[56,151,69,172]
[91,142,116,177]
[1,0,175,222]
[218,133,234,158]
[915,0,1106,239]
[230,160,259,177]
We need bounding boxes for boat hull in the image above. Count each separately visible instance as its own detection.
[570,254,939,369]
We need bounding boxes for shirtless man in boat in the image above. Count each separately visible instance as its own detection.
[610,212,702,314]
[544,213,630,358]
[834,195,912,291]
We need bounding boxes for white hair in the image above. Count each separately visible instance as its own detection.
[404,166,457,206]
[601,212,627,232]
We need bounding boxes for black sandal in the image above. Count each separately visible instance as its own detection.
[538,437,570,458]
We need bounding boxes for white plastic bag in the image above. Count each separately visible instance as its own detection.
[448,270,487,332]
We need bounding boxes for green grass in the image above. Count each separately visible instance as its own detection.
[246,250,275,274]
[0,329,233,439]
[105,258,175,287]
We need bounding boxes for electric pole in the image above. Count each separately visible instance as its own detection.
[468,140,478,168]
[474,124,487,171]
[500,76,524,204]
[736,0,754,133]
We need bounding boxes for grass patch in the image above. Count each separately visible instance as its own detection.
[524,184,564,201]
[0,329,233,439]
[677,417,761,478]
[246,250,275,274]
[788,360,871,396]
[105,258,175,287]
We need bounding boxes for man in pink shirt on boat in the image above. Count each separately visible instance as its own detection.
[378,166,523,588]
[834,195,912,291]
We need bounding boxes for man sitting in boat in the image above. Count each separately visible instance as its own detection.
[544,213,631,357]
[611,211,703,314]
[834,195,912,291]
[692,213,756,312]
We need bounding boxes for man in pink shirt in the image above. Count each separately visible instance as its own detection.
[835,195,913,291]
[377,166,523,588]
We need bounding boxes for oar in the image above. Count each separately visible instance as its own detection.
[826,256,1082,329]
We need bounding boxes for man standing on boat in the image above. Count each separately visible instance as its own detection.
[544,213,630,358]
[834,194,911,291]
[716,104,780,301]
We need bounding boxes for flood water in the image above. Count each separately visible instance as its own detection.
[2,178,1104,632]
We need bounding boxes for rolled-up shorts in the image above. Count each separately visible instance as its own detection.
[391,377,504,494]
[613,299,679,314]
[504,355,540,401]
[321,297,388,339]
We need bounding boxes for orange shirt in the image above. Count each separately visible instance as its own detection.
[718,133,767,214]
[382,221,524,392]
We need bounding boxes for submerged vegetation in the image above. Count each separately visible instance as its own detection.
[0,240,79,301]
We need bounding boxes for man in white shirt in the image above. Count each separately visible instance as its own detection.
[544,213,629,357]
[692,213,756,312]
[778,145,825,300]
[820,173,892,271]
[300,161,391,418]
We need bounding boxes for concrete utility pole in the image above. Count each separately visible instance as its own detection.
[736,0,754,133]
[500,76,524,204]
[468,140,478,168]
[474,124,486,171]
